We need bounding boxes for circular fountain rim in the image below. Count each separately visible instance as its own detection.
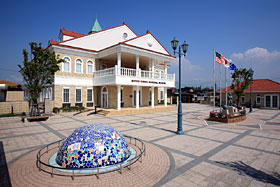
[36,135,146,178]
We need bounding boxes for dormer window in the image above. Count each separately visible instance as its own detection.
[62,57,71,72]
[75,59,83,73]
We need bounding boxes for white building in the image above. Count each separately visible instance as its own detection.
[46,20,175,110]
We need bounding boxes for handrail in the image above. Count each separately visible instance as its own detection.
[93,67,115,78]
[93,67,175,81]
[36,135,146,179]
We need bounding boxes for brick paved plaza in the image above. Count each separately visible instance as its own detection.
[1,103,280,186]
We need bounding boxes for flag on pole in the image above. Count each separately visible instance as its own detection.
[228,63,236,70]
[224,57,232,68]
[216,52,225,64]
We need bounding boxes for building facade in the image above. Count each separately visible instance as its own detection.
[219,79,280,109]
[46,20,175,110]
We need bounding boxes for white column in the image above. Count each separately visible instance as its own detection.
[117,85,121,110]
[136,86,139,109]
[136,56,140,77]
[151,87,154,108]
[164,87,167,106]
[151,59,155,78]
[164,63,167,80]
[117,53,121,75]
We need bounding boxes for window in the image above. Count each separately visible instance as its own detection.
[75,59,83,73]
[76,88,82,103]
[256,95,261,105]
[63,88,70,103]
[63,57,70,72]
[241,96,245,104]
[87,89,93,102]
[161,90,164,101]
[87,60,93,74]
[121,88,123,103]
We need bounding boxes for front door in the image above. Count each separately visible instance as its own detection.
[101,87,108,108]
[265,95,279,108]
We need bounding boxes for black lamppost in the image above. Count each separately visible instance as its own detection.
[171,37,189,135]
[248,68,254,113]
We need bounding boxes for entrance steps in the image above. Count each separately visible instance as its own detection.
[97,105,177,116]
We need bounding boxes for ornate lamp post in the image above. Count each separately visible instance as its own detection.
[171,37,189,135]
[248,68,254,113]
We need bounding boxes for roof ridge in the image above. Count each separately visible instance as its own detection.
[121,31,172,56]
[58,23,137,45]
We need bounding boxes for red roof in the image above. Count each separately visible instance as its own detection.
[49,23,174,58]
[0,80,21,87]
[60,28,85,38]
[218,79,280,92]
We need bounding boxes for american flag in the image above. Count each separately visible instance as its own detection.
[216,52,225,64]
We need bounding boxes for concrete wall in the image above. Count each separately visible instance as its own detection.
[123,86,133,107]
[0,101,29,114]
[142,87,150,106]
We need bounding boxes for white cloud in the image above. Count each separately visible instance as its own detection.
[231,47,280,62]
[230,47,280,80]
[168,57,210,87]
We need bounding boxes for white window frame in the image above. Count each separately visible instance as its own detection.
[241,96,245,105]
[256,95,261,105]
[75,87,82,103]
[87,88,93,102]
[75,58,83,73]
[101,86,108,108]
[62,87,70,103]
[86,60,94,74]
[62,56,71,72]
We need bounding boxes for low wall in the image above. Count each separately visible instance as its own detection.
[6,91,24,101]
[0,101,29,114]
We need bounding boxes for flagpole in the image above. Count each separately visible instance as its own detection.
[220,63,222,112]
[213,49,216,112]
[225,67,228,106]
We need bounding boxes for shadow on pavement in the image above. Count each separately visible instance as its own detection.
[0,141,12,187]
[215,161,280,185]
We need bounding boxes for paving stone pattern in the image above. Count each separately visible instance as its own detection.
[0,103,280,186]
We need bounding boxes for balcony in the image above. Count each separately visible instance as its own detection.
[93,65,175,87]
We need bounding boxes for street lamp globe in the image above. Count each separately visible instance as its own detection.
[171,37,179,51]
[181,41,189,55]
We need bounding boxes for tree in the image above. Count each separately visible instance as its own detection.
[230,68,251,106]
[18,42,63,116]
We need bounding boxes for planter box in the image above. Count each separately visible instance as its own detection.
[209,115,246,123]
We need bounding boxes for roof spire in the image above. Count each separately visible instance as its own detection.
[89,18,102,34]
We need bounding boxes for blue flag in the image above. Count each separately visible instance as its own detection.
[228,63,236,70]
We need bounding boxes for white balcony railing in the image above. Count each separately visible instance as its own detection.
[93,65,175,81]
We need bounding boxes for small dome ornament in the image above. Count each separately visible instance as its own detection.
[147,38,153,47]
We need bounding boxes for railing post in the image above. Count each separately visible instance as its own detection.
[97,168,99,179]
[120,163,123,174]
[138,68,141,78]
[115,65,118,76]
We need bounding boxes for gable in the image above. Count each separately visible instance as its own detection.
[61,25,137,51]
[123,33,170,56]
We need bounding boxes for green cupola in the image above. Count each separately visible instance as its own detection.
[89,18,102,33]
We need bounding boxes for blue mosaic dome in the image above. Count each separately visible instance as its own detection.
[56,123,130,169]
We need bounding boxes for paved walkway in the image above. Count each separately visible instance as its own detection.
[1,103,280,186]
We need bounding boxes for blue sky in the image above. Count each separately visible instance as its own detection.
[1,0,280,88]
